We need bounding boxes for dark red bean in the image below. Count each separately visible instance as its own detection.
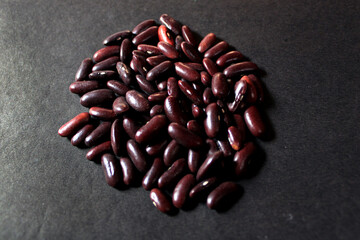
[158,25,175,46]
[163,139,183,166]
[207,182,239,209]
[93,46,120,63]
[203,87,214,105]
[119,157,136,185]
[89,107,116,120]
[135,75,156,95]
[241,75,258,103]
[106,80,129,96]
[120,39,132,63]
[148,91,168,102]
[234,142,256,176]
[122,117,140,140]
[198,33,216,53]
[189,177,218,199]
[228,78,247,112]
[248,74,264,103]
[132,49,148,58]
[150,188,173,213]
[168,122,203,149]
[58,112,90,137]
[202,58,218,76]
[227,126,243,151]
[216,139,233,157]
[143,158,165,190]
[86,141,112,161]
[132,19,156,35]
[146,60,173,81]
[244,105,266,137]
[80,89,115,108]
[178,80,203,105]
[88,70,117,81]
[183,62,204,71]
[132,26,158,46]
[175,35,184,51]
[135,115,168,143]
[146,139,168,156]
[130,59,137,72]
[196,151,223,181]
[167,77,179,98]
[112,96,130,115]
[233,114,246,140]
[101,153,122,187]
[200,71,211,86]
[132,54,149,77]
[223,61,258,78]
[216,51,243,67]
[188,149,202,173]
[84,121,111,147]
[75,58,93,81]
[181,25,197,46]
[116,62,134,86]
[204,103,220,138]
[157,41,179,59]
[137,44,162,55]
[204,41,229,59]
[181,42,201,63]
[191,104,204,119]
[71,124,95,146]
[159,14,182,35]
[158,158,187,189]
[150,104,164,117]
[69,81,100,95]
[211,72,229,100]
[126,139,148,173]
[111,119,123,156]
[146,55,168,66]
[125,90,150,112]
[174,62,200,82]
[157,80,167,91]
[92,56,119,72]
[173,174,196,208]
[164,96,188,126]
[206,139,219,156]
[103,30,132,46]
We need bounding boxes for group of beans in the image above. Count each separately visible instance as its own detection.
[58,14,268,213]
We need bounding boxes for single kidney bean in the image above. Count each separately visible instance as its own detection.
[216,139,233,157]
[71,124,95,147]
[203,87,214,105]
[207,181,240,209]
[136,74,157,95]
[132,49,148,58]
[89,107,116,120]
[88,70,117,81]
[196,151,223,181]
[168,122,203,149]
[101,153,122,187]
[173,174,196,208]
[157,41,179,59]
[132,54,149,77]
[92,56,119,72]
[234,142,256,176]
[157,80,168,91]
[58,112,90,137]
[189,177,218,199]
[175,35,184,51]
[167,77,179,98]
[228,78,247,112]
[191,103,204,119]
[204,41,229,59]
[119,157,136,185]
[132,19,156,35]
[163,139,183,166]
[137,44,162,55]
[125,90,150,112]
[158,25,175,46]
[227,126,243,151]
[120,39,132,63]
[122,117,140,140]
[188,149,202,173]
[106,80,129,96]
[146,60,173,81]
[150,188,173,213]
[158,158,187,189]
[200,71,211,86]
[174,62,200,82]
[86,141,112,161]
[143,157,165,190]
[150,104,164,117]
[203,58,218,76]
[69,81,100,95]
[84,121,112,147]
[204,103,221,138]
[116,62,134,86]
[126,139,148,173]
[164,96,188,126]
[187,120,203,137]
[211,72,229,100]
[135,115,168,143]
[181,42,201,63]
[112,96,130,115]
[159,14,182,35]
[111,119,123,156]
[146,55,168,66]
[248,74,264,103]
[182,25,197,46]
[75,58,93,81]
[146,138,168,156]
[241,75,258,103]
[103,30,132,46]
[216,51,243,67]
[244,105,266,138]
[223,61,258,78]
[132,26,158,46]
[81,86,117,107]
[198,33,216,53]
[183,62,204,71]
[93,46,120,63]
[148,91,168,102]
[178,80,203,105]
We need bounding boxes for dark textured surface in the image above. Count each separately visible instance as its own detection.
[0,0,359,239]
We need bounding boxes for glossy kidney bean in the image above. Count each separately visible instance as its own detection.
[227,126,243,151]
[132,26,158,46]
[75,58,93,81]
[164,96,188,126]
[241,75,258,103]
[101,153,122,187]
[132,54,149,77]
[93,46,120,63]
[207,181,240,209]
[187,120,203,137]
[216,139,233,157]
[158,25,175,46]
[163,139,183,166]
[248,74,264,103]
[206,139,219,156]
[84,121,111,147]
[244,105,266,137]
[203,87,214,105]
[135,115,168,143]
[116,62,134,86]
[119,157,135,185]
[234,142,256,176]
[137,44,162,55]
[158,158,186,189]
[174,62,200,82]
[92,56,119,72]
[150,188,173,213]
[168,122,203,149]
[189,177,218,199]
[103,30,132,46]
[211,72,229,100]
[111,119,122,156]
[146,60,173,81]
[204,41,229,59]
[126,139,148,173]
[136,74,156,95]
[58,112,90,137]
[69,81,100,95]
[175,35,184,51]
[183,62,204,71]
[86,141,112,161]
[181,25,197,46]
[125,90,150,112]
[143,158,164,190]
[132,49,148,58]
[198,33,216,53]
[146,55,168,66]
[150,104,164,117]
[71,124,95,146]
[122,117,140,139]
[89,107,116,120]
[188,149,202,173]
[157,41,179,59]
[88,70,117,81]
[196,151,223,181]
[200,71,211,86]
[112,96,130,115]
[173,174,196,208]
[202,58,218,76]
[204,103,221,138]
[106,80,129,96]
[223,61,258,78]
[228,78,247,112]
[120,39,132,63]
[159,14,181,35]
[191,104,204,119]
[178,80,203,105]
[148,91,168,102]
[167,77,179,98]
[216,51,243,67]
[132,19,156,35]
[146,138,168,156]
[181,42,201,63]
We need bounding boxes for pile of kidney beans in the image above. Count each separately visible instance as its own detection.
[58,14,269,213]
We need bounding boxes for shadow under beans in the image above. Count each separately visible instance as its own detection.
[215,185,244,213]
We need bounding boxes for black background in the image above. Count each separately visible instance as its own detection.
[0,0,359,239]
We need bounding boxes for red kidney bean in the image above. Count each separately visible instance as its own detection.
[146,60,173,81]
[135,115,168,143]
[122,117,140,139]
[132,26,158,46]
[183,62,204,71]
[248,74,264,103]
[188,149,202,173]
[198,33,216,53]
[228,78,247,112]
[103,30,132,46]
[191,104,204,119]
[75,58,93,81]
[132,54,149,77]
[157,41,179,59]
[158,158,187,189]
[196,151,223,181]
[125,90,150,112]
[71,124,95,146]
[204,41,229,59]
[116,62,134,86]
[58,112,90,137]
[158,25,175,46]
[181,42,201,63]
[132,49,148,58]
[216,139,233,157]
[112,96,129,115]
[234,142,256,176]
[163,139,183,166]
[204,103,220,138]
[223,61,258,78]
[146,55,168,66]
[150,188,173,213]
[200,71,211,86]
[182,25,197,46]
[119,157,136,185]
[106,80,129,96]
[186,120,203,137]
[93,46,120,63]
[135,74,156,95]
[143,158,164,190]
[160,14,181,35]
[156,80,167,91]
[211,72,229,100]
[110,119,122,156]
[167,77,179,98]
[189,177,218,199]
[150,104,164,117]
[206,139,218,155]
[202,58,218,76]
[207,181,239,209]
[175,35,184,51]
[173,174,196,208]
[178,80,203,105]
[88,70,117,80]
[203,87,214,105]
[216,51,243,67]
[227,126,243,151]
[69,81,100,95]
[126,139,148,173]
[132,19,156,35]
[101,153,122,187]
[92,56,119,72]
[148,91,168,102]
[168,122,203,149]
[137,44,162,55]
[174,62,200,82]
[164,96,188,126]
[89,107,116,120]
[84,121,111,147]
[120,39,132,63]
[146,138,168,156]
[244,105,266,137]
[86,141,112,161]
[241,75,258,103]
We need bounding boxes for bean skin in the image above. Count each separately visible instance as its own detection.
[159,14,182,35]
[196,151,223,181]
[71,124,95,146]
[207,181,240,209]
[202,58,218,76]
[84,121,111,147]
[167,77,179,98]
[92,56,119,72]
[203,87,214,105]
[116,62,134,86]
[204,41,229,59]
[150,188,173,213]
[135,115,168,143]
[158,158,187,189]
[125,90,150,112]
[112,96,130,115]
[146,60,173,81]
[182,25,197,46]
[89,107,116,120]
[103,30,132,46]
[120,39,132,63]
[181,42,201,63]
[227,126,243,151]
[132,26,158,46]
[58,112,90,137]
[248,74,264,103]
[164,96,188,126]
[93,46,120,63]
[204,103,221,138]
[211,72,229,100]
[75,58,93,81]
[146,55,168,66]
[69,81,100,95]
[163,139,183,166]
[158,25,175,46]
[106,80,129,96]
[223,61,258,78]
[80,89,116,108]
[174,62,200,82]
[198,33,216,53]
[150,105,164,117]
[143,157,165,190]
[101,153,122,187]
[234,142,256,176]
[216,51,243,67]
[132,19,156,35]
[168,122,203,149]
[126,139,148,173]
[244,105,266,137]
[173,174,196,208]
[137,44,162,55]
[157,41,179,59]
[122,117,140,140]
[136,74,157,95]
[119,157,136,185]
[86,141,112,161]
[189,177,218,199]
[88,70,117,81]
[111,119,123,156]
[178,80,203,105]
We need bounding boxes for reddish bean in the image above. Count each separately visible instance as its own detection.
[89,107,116,120]
[173,174,196,208]
[175,62,200,82]
[111,119,123,156]
[216,51,243,67]
[159,14,181,35]
[132,19,156,35]
[75,58,93,81]
[181,25,197,46]
[150,104,164,117]
[198,33,216,53]
[88,70,117,81]
[150,188,173,213]
[84,121,111,147]
[86,141,112,161]
[119,157,136,185]
[158,25,175,46]
[92,56,119,72]
[132,26,158,46]
[178,80,203,105]
[135,115,168,143]
[125,90,150,112]
[126,139,148,173]
[204,41,229,59]
[103,30,132,45]
[69,81,100,95]
[93,46,120,62]
[146,60,173,81]
[71,124,95,146]
[143,158,165,190]
[58,112,90,137]
[164,96,188,126]
[244,105,266,137]
[106,80,129,96]
[168,122,203,149]
[234,142,256,176]
[181,41,201,63]
[163,139,183,167]
[207,182,240,209]
[196,151,223,181]
[112,96,130,115]
[158,158,187,189]
[189,177,218,199]
[204,103,221,138]
[211,72,229,100]
[101,153,122,187]
[223,61,258,78]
